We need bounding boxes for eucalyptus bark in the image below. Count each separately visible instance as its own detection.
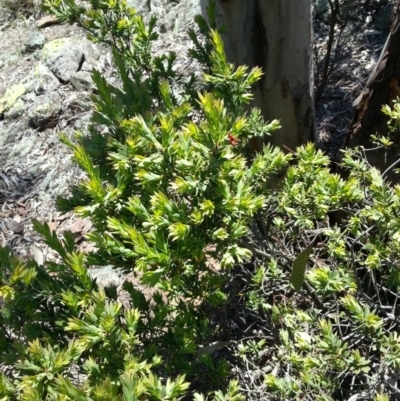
[346,3,400,180]
[215,0,315,151]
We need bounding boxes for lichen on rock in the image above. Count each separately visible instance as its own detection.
[0,83,26,117]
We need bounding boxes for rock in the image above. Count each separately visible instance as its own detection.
[22,78,36,94]
[23,32,46,53]
[33,50,42,61]
[88,266,125,288]
[150,0,201,33]
[126,0,202,30]
[64,94,93,129]
[0,120,27,150]
[42,38,85,83]
[97,53,112,72]
[22,92,37,103]
[67,94,93,112]
[33,63,61,95]
[0,53,19,69]
[0,83,26,117]
[126,0,150,15]
[81,60,103,74]
[41,38,102,83]
[73,112,92,130]
[36,15,61,29]
[70,71,94,91]
[27,91,63,129]
[78,39,101,64]
[4,98,26,119]
[10,136,36,158]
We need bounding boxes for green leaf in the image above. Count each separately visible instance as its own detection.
[194,393,206,401]
[289,242,314,292]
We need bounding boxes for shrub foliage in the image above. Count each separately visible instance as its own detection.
[1,0,400,400]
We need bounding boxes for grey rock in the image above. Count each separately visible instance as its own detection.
[41,38,103,83]
[4,98,26,119]
[167,4,200,32]
[0,120,28,149]
[38,167,62,193]
[23,32,46,53]
[33,63,61,95]
[77,39,101,63]
[67,94,93,112]
[0,54,19,70]
[33,49,42,61]
[149,0,201,32]
[27,91,63,129]
[126,0,150,15]
[23,79,36,94]
[37,161,80,202]
[73,112,92,130]
[10,136,36,158]
[22,92,37,103]
[42,38,84,83]
[88,266,125,288]
[0,83,26,117]
[81,61,101,74]
[70,70,94,91]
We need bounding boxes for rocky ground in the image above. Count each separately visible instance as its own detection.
[0,0,396,285]
[0,0,202,286]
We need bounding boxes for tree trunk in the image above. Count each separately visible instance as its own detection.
[215,0,315,151]
[346,2,400,180]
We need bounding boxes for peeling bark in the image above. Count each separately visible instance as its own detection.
[216,0,315,151]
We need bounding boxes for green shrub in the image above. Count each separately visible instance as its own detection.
[42,0,284,382]
[243,129,400,399]
[1,0,277,398]
[1,0,400,400]
[0,221,243,400]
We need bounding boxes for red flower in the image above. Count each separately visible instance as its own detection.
[227,132,239,146]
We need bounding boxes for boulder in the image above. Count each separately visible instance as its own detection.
[0,83,26,117]
[70,71,94,91]
[126,0,150,14]
[41,38,102,83]
[23,32,46,54]
[42,38,84,83]
[33,63,61,95]
[27,91,63,129]
[4,98,26,119]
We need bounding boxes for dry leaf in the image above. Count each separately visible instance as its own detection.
[48,221,57,233]
[70,218,83,233]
